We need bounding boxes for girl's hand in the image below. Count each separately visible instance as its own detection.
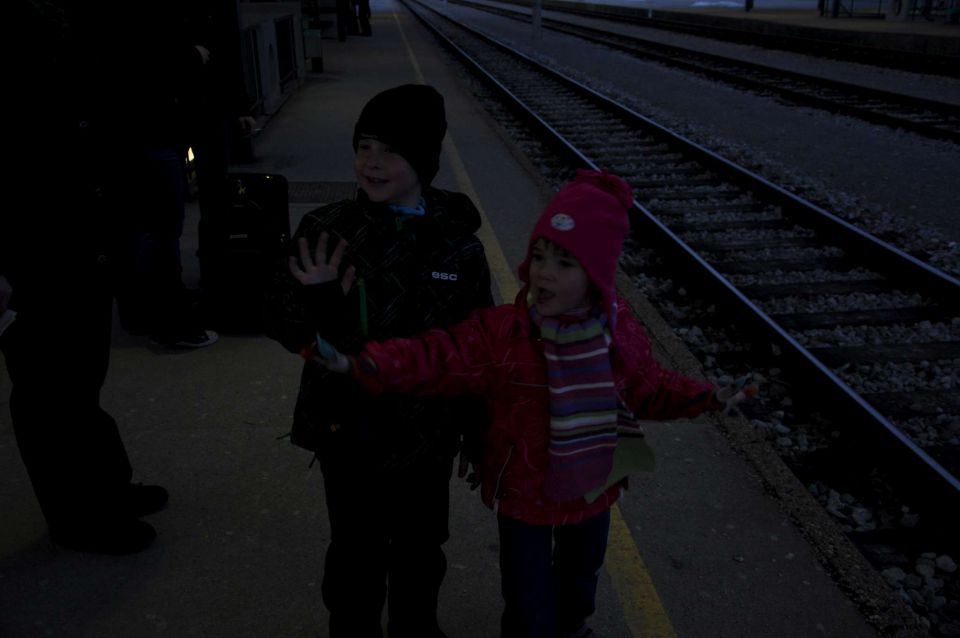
[715,374,759,415]
[194,45,211,64]
[289,232,357,293]
[301,333,351,374]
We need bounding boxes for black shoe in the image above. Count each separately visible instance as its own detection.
[51,519,157,555]
[123,483,168,518]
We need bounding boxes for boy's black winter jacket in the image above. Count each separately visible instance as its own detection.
[264,188,493,471]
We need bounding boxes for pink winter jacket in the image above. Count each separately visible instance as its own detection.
[352,295,720,526]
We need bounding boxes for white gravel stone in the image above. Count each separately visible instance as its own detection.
[883,567,907,584]
[937,555,958,573]
[916,562,937,578]
[851,508,873,527]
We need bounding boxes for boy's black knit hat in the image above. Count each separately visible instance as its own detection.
[352,84,447,187]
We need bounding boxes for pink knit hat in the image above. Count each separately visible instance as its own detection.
[518,169,634,319]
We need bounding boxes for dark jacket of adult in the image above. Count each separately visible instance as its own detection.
[75,0,202,149]
[4,0,115,316]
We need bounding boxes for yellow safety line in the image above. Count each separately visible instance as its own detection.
[396,11,675,636]
[395,12,518,303]
[442,143,519,304]
[608,504,678,637]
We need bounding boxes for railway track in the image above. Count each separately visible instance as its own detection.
[444,0,960,144]
[404,0,960,540]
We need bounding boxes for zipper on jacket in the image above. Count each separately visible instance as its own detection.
[358,277,368,338]
[492,444,514,515]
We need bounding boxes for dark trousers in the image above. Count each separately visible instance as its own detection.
[337,0,360,37]
[191,117,231,295]
[498,510,611,638]
[114,145,193,336]
[319,448,453,638]
[356,0,371,35]
[1,269,133,534]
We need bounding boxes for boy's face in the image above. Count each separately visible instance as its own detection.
[354,136,422,208]
[528,239,592,317]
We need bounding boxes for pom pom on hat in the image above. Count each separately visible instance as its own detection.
[519,169,633,318]
[584,169,634,209]
[352,84,447,187]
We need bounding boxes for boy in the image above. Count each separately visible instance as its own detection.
[307,170,754,637]
[264,84,493,638]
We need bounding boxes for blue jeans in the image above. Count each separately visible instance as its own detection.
[498,510,611,638]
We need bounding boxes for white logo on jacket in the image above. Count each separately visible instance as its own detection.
[431,271,458,281]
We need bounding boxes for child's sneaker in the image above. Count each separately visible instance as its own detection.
[150,328,219,349]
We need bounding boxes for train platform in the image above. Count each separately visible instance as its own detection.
[0,0,916,636]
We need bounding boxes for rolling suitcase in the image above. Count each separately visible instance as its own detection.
[201,172,290,331]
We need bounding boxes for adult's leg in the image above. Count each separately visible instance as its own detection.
[553,510,611,636]
[2,273,135,537]
[357,0,372,35]
[386,456,453,638]
[346,0,361,34]
[335,0,350,40]
[114,145,193,337]
[497,515,556,638]
[191,118,231,296]
[320,446,389,638]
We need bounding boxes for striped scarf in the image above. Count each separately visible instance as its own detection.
[531,305,622,502]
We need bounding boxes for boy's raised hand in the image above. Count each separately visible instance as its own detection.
[289,232,357,294]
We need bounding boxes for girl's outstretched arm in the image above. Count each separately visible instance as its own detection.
[616,305,758,418]
[615,302,720,419]
[305,311,497,398]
